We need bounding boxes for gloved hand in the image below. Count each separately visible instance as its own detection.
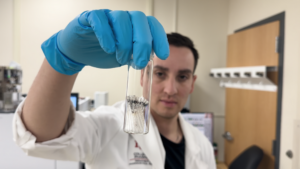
[41,9,170,75]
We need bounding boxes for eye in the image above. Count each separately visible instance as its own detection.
[155,72,165,79]
[180,75,187,80]
[156,72,164,77]
[177,75,189,81]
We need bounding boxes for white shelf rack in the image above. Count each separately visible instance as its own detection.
[210,66,277,92]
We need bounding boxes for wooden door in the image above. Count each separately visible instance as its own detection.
[227,21,279,67]
[225,21,279,169]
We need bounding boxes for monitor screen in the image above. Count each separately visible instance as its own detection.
[70,93,79,111]
[181,113,213,143]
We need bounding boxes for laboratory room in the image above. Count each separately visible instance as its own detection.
[1,0,300,169]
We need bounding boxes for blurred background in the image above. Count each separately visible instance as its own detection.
[1,0,300,169]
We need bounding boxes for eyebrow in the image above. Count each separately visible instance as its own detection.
[153,65,193,74]
[178,69,193,74]
[153,65,169,71]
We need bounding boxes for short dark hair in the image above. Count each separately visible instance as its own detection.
[167,33,199,72]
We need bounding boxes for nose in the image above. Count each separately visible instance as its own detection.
[163,76,178,96]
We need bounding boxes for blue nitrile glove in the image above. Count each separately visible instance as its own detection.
[41,9,170,75]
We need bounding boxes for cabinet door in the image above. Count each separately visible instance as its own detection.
[227,21,279,67]
[225,89,277,169]
[0,114,55,169]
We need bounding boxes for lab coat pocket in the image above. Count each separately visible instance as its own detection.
[128,138,153,169]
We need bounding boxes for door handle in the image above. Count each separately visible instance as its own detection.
[223,131,234,141]
[286,150,293,159]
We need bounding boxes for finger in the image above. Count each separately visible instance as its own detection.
[83,9,116,54]
[78,11,90,26]
[128,11,152,69]
[107,10,133,65]
[147,16,169,60]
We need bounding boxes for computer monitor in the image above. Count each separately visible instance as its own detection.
[181,113,214,143]
[70,93,79,111]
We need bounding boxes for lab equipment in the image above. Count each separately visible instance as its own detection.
[94,91,108,109]
[71,93,92,111]
[123,53,154,134]
[181,113,214,143]
[41,10,169,75]
[79,97,90,111]
[70,93,79,111]
[0,66,22,113]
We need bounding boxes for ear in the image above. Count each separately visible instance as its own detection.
[140,69,144,87]
[189,75,197,94]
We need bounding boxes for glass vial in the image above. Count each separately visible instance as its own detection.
[123,52,154,134]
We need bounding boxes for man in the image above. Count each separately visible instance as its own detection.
[13,10,216,169]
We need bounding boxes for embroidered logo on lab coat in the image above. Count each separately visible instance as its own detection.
[128,140,152,166]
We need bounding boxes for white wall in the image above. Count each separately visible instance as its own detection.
[155,0,228,115]
[0,0,14,65]
[154,0,229,162]
[17,0,147,105]
[153,0,177,33]
[176,0,228,161]
[17,0,229,112]
[228,0,300,168]
[4,0,229,163]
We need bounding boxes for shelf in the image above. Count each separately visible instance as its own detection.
[210,66,277,92]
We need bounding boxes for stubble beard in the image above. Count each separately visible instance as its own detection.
[150,106,180,120]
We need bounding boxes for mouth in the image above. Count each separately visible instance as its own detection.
[160,100,177,107]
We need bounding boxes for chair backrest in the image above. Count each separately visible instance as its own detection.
[229,145,264,169]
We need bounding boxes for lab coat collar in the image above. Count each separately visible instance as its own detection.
[178,113,202,168]
[178,113,201,156]
[131,113,201,169]
[131,115,165,169]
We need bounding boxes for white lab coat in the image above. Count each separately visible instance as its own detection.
[13,100,216,169]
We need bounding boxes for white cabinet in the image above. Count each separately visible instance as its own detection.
[0,114,80,169]
[0,114,55,169]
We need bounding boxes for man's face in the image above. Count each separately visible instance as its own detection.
[142,45,197,119]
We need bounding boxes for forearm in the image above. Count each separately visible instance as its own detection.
[22,58,78,142]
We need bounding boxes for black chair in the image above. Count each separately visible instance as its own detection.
[229,145,264,169]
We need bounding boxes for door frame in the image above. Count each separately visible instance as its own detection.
[234,12,285,169]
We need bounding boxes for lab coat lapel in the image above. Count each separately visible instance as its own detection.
[178,114,205,169]
[131,115,165,169]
